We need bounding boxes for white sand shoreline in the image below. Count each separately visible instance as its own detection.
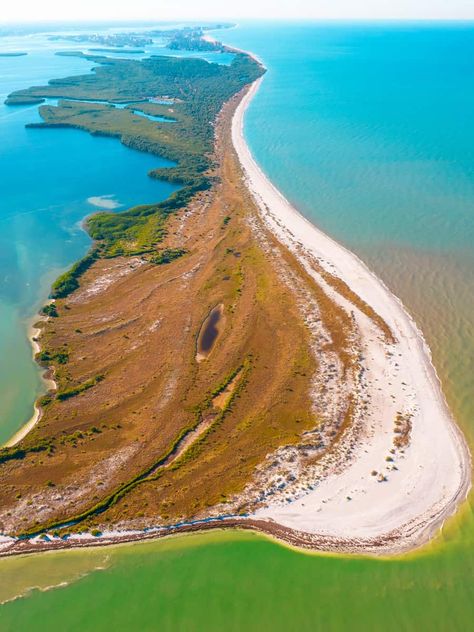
[231,77,471,554]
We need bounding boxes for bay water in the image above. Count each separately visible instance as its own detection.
[0,37,178,442]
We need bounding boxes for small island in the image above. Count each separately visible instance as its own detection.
[88,48,145,54]
[0,52,28,57]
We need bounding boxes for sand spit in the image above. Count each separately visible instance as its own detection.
[231,78,471,554]
[0,76,471,560]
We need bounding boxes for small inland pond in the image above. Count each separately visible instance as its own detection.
[196,304,225,361]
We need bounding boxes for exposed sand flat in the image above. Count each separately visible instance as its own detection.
[232,78,471,554]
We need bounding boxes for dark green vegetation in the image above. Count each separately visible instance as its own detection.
[41,304,58,318]
[36,349,69,366]
[0,440,52,466]
[88,48,145,54]
[149,248,187,265]
[8,51,264,265]
[7,95,44,104]
[56,375,105,401]
[50,251,98,298]
[169,29,226,52]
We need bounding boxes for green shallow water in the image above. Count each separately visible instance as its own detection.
[1,524,474,631]
[1,21,474,630]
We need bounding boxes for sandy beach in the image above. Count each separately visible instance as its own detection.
[231,78,471,553]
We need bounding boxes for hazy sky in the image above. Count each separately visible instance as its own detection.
[2,0,473,23]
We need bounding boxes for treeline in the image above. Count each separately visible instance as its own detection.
[50,250,98,298]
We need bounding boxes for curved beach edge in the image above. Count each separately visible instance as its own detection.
[230,77,472,555]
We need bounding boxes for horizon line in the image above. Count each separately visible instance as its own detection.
[1,17,474,26]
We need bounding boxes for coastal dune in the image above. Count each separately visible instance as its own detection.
[232,78,471,553]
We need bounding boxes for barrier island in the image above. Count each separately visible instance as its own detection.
[0,34,469,557]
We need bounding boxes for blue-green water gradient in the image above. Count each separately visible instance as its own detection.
[0,39,178,442]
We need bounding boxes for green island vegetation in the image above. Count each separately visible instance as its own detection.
[0,30,332,545]
[47,23,234,51]
[0,440,53,465]
[6,46,264,297]
[50,250,98,298]
[0,32,309,543]
[48,33,153,47]
[41,303,58,318]
[36,348,69,366]
[88,48,145,54]
[7,95,44,104]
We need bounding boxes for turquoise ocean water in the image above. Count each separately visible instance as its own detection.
[0,21,474,630]
[223,22,474,440]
